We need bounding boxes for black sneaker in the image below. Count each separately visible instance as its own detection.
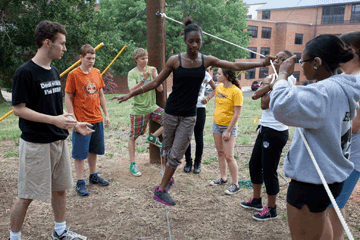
[153,187,176,206]
[193,163,201,174]
[224,184,240,195]
[209,178,228,186]
[164,177,174,191]
[240,197,263,211]
[183,162,192,173]
[252,206,278,221]
[76,180,89,196]
[89,172,109,186]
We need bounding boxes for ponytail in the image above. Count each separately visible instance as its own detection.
[222,69,240,89]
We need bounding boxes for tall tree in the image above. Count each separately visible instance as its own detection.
[98,0,251,75]
[0,0,98,100]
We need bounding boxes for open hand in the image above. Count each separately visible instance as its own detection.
[279,55,297,76]
[74,122,95,136]
[111,93,131,104]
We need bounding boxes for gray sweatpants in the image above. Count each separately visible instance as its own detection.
[162,112,196,169]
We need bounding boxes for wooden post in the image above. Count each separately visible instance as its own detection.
[147,0,167,164]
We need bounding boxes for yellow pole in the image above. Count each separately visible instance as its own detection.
[0,42,105,122]
[237,71,242,77]
[101,45,127,76]
[60,42,104,77]
[0,109,13,122]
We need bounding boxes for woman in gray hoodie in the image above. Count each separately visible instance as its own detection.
[269,34,359,240]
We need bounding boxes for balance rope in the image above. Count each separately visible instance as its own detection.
[160,153,173,240]
[158,12,354,239]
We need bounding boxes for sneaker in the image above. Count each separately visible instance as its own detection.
[147,134,162,147]
[209,178,228,186]
[224,184,241,195]
[240,197,263,211]
[153,186,176,206]
[130,163,142,177]
[51,228,87,240]
[183,162,192,173]
[89,172,109,186]
[164,177,174,191]
[193,163,201,174]
[76,180,89,196]
[252,206,278,221]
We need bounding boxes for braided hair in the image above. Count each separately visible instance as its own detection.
[222,69,240,89]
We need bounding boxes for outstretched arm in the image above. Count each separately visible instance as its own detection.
[112,56,176,103]
[205,55,274,72]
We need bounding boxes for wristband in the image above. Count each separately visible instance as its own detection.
[141,78,146,82]
[263,61,266,67]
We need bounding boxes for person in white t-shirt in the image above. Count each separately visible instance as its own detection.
[184,70,216,174]
[241,50,295,221]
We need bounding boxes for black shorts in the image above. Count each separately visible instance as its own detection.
[287,179,344,213]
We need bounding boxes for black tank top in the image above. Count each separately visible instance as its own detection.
[165,54,206,116]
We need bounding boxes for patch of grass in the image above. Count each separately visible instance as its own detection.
[203,157,218,165]
[5,149,19,158]
[106,153,114,158]
[135,146,147,153]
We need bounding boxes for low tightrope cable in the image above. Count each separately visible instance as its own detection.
[160,154,172,240]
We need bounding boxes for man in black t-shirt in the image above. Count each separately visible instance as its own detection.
[9,21,92,240]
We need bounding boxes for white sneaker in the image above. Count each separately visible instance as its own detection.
[51,228,87,240]
[130,163,142,177]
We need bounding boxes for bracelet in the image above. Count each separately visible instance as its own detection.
[140,86,145,93]
[279,72,289,77]
[141,78,146,82]
[262,61,266,67]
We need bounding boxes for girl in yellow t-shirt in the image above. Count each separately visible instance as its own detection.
[209,68,243,195]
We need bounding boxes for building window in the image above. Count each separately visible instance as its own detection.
[351,4,360,23]
[247,15,252,19]
[247,47,257,59]
[261,27,271,39]
[293,71,300,82]
[259,67,269,79]
[262,10,271,19]
[294,53,302,63]
[321,5,345,24]
[245,69,256,79]
[260,47,270,59]
[295,33,303,45]
[248,26,258,38]
[237,73,241,80]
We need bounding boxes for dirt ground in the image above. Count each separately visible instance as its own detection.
[0,135,359,240]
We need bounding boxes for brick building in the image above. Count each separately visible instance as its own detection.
[238,0,360,87]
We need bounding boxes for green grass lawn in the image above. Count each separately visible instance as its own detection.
[0,94,294,144]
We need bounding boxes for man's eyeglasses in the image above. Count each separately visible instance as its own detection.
[299,58,313,66]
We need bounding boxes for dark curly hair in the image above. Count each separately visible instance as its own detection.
[222,69,240,89]
[35,20,67,49]
[183,17,203,39]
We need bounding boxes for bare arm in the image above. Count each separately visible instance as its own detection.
[112,56,177,103]
[99,88,110,128]
[201,80,217,104]
[12,103,77,130]
[259,76,272,109]
[223,106,242,141]
[205,55,274,72]
[353,106,360,134]
[65,92,76,120]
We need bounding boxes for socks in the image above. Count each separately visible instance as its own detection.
[54,221,66,236]
[10,231,21,240]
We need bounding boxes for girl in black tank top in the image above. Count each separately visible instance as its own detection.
[165,54,205,116]
[112,17,273,206]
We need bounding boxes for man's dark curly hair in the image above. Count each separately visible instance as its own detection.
[35,20,67,49]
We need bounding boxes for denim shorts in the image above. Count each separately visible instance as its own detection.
[330,169,360,209]
[212,121,238,137]
[72,122,105,160]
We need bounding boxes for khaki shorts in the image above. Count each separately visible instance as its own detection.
[18,139,73,201]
